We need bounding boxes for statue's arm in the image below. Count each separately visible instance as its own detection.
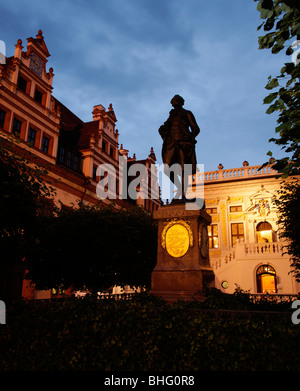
[159,116,171,140]
[187,111,200,138]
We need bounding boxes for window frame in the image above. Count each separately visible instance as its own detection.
[229,205,243,212]
[0,109,6,129]
[207,224,219,249]
[27,127,37,146]
[34,87,45,105]
[206,207,218,214]
[57,144,80,172]
[72,155,78,171]
[0,106,11,132]
[92,165,97,180]
[12,118,22,136]
[109,146,115,159]
[41,135,50,154]
[231,222,244,246]
[256,264,277,293]
[58,145,65,163]
[17,73,31,94]
[66,151,72,167]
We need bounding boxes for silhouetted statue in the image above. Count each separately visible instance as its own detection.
[159,95,200,200]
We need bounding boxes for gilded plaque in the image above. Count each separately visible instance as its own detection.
[162,220,193,258]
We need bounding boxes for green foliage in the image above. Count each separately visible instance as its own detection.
[0,295,299,371]
[274,180,300,280]
[0,137,56,268]
[25,204,158,293]
[255,0,300,177]
[177,287,295,311]
[0,136,157,296]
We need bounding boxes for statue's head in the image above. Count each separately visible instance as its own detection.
[170,95,184,108]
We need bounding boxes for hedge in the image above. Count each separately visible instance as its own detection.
[0,293,299,371]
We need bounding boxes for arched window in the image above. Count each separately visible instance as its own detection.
[256,264,277,293]
[256,221,273,243]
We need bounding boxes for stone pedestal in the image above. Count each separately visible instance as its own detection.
[151,202,215,302]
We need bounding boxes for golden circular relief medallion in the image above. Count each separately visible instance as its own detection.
[165,223,190,258]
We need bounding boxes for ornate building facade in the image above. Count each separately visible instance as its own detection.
[189,162,300,296]
[0,30,161,212]
[1,30,298,300]
[0,30,161,300]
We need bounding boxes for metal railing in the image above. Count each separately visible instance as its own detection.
[248,293,298,303]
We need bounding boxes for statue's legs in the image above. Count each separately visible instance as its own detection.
[164,165,182,199]
[163,147,187,200]
[177,148,186,200]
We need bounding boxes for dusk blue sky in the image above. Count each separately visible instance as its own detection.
[0,0,290,172]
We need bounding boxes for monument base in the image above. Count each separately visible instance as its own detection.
[151,268,214,302]
[150,202,215,303]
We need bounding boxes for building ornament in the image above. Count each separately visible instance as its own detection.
[161,219,193,258]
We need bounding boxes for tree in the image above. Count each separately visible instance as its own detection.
[0,137,56,300]
[255,0,300,176]
[25,204,158,294]
[255,0,300,279]
[273,179,300,280]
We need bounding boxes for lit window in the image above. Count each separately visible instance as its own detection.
[208,225,219,248]
[231,223,244,246]
[52,287,65,295]
[230,205,243,212]
[256,221,273,243]
[256,264,277,293]
[206,207,217,214]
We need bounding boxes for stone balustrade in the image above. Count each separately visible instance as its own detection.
[210,240,287,271]
[244,242,284,256]
[235,239,286,259]
[192,164,277,184]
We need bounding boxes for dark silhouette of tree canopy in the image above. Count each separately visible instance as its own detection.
[274,180,300,281]
[255,0,300,176]
[0,138,55,266]
[25,204,158,294]
[0,137,56,301]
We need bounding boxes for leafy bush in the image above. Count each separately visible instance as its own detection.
[0,294,299,371]
[192,287,296,311]
[26,205,158,293]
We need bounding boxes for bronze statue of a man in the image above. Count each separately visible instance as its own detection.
[159,95,200,200]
